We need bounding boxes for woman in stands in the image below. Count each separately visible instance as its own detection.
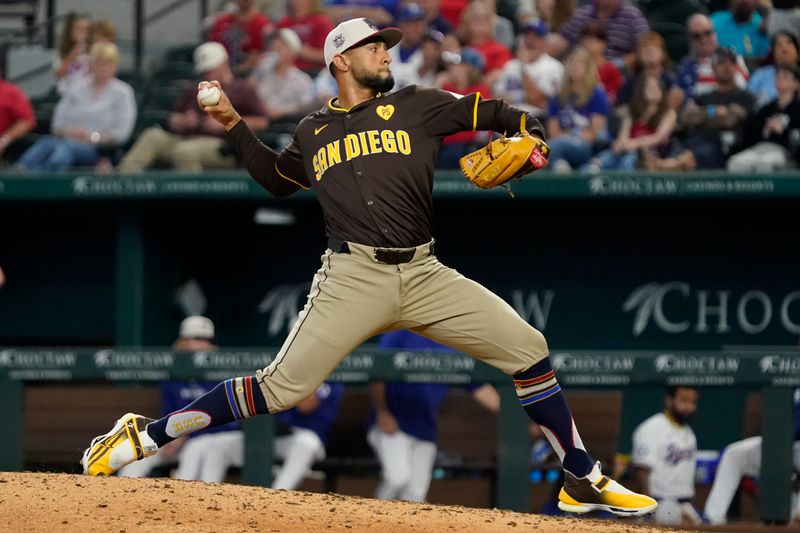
[616,32,678,109]
[583,73,677,171]
[16,43,136,172]
[457,1,512,87]
[54,12,92,94]
[545,46,610,172]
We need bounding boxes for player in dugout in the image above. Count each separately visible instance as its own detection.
[82,17,656,518]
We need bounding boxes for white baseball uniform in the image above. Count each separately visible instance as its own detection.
[704,438,800,524]
[174,427,325,488]
[367,425,438,502]
[632,412,697,523]
[705,389,800,524]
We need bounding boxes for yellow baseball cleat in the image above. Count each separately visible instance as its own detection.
[558,462,658,517]
[81,413,157,476]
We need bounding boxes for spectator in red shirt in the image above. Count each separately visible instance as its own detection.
[579,21,622,105]
[277,0,334,73]
[208,0,272,75]
[439,0,467,28]
[0,70,35,165]
[437,47,493,167]
[458,0,512,87]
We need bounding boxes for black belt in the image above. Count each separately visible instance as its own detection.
[328,239,434,265]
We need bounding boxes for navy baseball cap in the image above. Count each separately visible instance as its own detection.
[397,3,426,23]
[523,20,549,37]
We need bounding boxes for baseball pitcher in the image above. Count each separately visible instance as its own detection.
[82,19,656,517]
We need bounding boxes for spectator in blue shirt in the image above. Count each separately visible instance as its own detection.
[710,0,769,60]
[545,46,610,172]
[748,31,800,110]
[368,330,499,502]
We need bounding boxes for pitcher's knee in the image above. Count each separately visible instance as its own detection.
[531,328,548,354]
[520,329,549,368]
[256,372,320,413]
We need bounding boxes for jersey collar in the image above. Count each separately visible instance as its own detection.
[326,93,384,114]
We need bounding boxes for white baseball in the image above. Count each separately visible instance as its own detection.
[197,85,221,106]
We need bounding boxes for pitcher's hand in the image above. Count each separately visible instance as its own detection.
[197,80,242,132]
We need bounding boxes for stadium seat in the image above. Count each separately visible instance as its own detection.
[650,21,690,63]
[163,43,199,64]
[116,69,147,93]
[142,83,188,112]
[151,61,196,85]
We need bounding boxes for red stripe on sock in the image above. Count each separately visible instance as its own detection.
[514,371,555,387]
[245,377,257,417]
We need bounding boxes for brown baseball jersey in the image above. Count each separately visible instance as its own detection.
[228,85,544,248]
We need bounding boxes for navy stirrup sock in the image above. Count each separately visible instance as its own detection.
[146,375,268,447]
[513,358,594,477]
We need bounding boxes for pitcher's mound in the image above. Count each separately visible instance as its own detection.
[0,472,696,532]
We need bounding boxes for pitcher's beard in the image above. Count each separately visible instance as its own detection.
[355,70,395,93]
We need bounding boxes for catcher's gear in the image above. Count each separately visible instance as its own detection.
[459,114,550,190]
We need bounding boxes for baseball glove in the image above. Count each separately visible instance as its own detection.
[459,115,550,190]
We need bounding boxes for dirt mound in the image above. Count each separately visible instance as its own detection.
[0,472,697,532]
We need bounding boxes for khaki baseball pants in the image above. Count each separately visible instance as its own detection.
[256,241,548,412]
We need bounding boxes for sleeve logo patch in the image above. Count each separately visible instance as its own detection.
[376,105,395,120]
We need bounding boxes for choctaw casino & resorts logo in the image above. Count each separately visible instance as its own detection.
[622,282,800,337]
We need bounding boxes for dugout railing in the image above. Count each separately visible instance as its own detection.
[0,347,796,523]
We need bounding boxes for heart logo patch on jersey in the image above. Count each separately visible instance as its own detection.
[376,105,394,121]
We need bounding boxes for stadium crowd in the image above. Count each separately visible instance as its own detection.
[0,0,798,173]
